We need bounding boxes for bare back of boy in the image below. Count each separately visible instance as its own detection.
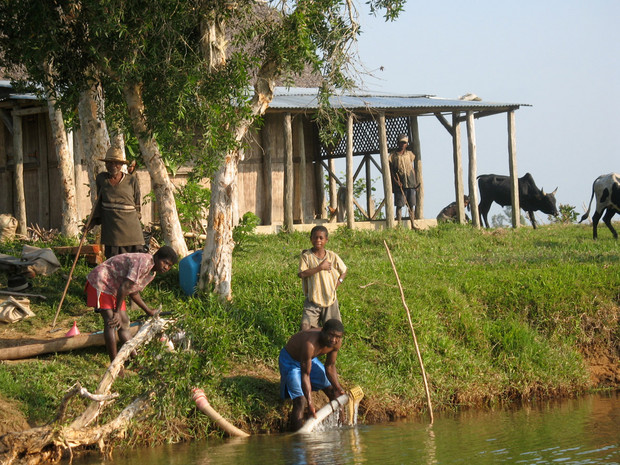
[284,328,341,362]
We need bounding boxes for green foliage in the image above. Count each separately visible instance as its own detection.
[233,211,261,249]
[551,204,579,224]
[0,0,408,178]
[174,181,211,233]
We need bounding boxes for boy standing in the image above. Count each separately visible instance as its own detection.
[298,226,347,330]
[85,246,178,361]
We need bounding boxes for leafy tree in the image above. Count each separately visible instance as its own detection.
[0,0,406,299]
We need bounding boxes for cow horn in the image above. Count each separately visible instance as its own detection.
[552,187,558,195]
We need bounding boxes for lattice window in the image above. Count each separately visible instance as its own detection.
[319,116,410,159]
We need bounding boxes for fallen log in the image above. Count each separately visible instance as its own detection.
[0,326,140,361]
[0,317,170,465]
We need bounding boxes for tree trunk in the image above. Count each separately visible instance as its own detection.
[11,112,27,237]
[78,82,109,203]
[199,65,276,300]
[122,82,189,258]
[46,93,79,238]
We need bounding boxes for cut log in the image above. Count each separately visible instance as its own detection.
[0,326,140,361]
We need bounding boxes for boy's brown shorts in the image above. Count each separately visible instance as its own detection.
[300,298,341,330]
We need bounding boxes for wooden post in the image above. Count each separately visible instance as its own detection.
[452,112,465,224]
[410,116,423,219]
[346,114,354,228]
[37,113,50,229]
[283,113,294,231]
[378,113,394,228]
[12,111,27,237]
[261,122,273,225]
[297,117,307,224]
[466,111,480,228]
[314,155,326,220]
[328,158,337,220]
[508,110,520,228]
[365,155,375,220]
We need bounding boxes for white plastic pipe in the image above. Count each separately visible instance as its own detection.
[296,393,350,434]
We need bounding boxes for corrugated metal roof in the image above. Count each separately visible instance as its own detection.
[269,87,529,112]
[0,80,38,101]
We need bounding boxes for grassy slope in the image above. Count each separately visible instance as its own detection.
[0,222,618,440]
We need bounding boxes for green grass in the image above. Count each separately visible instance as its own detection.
[0,222,618,441]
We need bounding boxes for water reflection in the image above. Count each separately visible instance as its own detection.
[71,392,619,464]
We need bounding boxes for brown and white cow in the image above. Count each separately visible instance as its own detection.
[579,173,620,239]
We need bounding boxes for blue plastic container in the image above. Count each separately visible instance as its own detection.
[179,250,203,296]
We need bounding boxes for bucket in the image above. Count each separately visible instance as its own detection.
[179,250,203,296]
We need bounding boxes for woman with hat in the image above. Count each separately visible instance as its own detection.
[88,146,146,259]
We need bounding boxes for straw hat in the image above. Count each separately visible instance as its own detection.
[99,146,127,164]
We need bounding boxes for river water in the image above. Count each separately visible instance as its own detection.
[73,391,619,464]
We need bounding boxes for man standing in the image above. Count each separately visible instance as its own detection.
[389,134,417,222]
[279,319,345,431]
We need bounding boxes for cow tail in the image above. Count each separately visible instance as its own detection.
[579,184,596,223]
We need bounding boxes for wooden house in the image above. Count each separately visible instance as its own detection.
[1,82,529,235]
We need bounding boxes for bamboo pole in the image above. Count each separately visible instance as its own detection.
[383,240,434,424]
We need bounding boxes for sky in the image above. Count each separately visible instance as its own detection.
[348,0,620,224]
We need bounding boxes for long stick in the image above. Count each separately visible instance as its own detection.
[51,198,99,329]
[383,240,434,423]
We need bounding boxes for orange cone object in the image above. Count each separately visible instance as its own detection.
[65,321,80,337]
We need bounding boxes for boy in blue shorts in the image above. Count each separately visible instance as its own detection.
[279,319,345,431]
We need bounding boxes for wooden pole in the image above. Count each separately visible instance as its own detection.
[283,113,294,231]
[346,114,354,228]
[328,158,337,222]
[365,155,375,220]
[508,110,520,228]
[297,117,307,224]
[12,111,27,237]
[410,116,423,219]
[383,240,434,424]
[451,112,465,224]
[261,122,273,225]
[378,113,394,228]
[37,113,50,228]
[314,154,326,220]
[466,111,480,228]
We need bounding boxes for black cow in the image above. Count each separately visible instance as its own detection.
[477,173,558,229]
[578,173,620,239]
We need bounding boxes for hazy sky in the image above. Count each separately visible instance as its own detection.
[351,0,619,224]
